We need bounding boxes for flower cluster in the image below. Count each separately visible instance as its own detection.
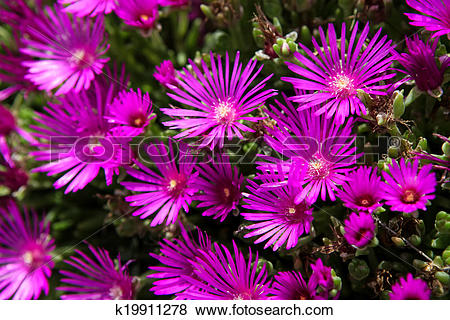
[0,0,446,302]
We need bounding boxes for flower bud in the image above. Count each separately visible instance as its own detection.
[388,146,399,158]
[409,234,421,246]
[435,271,449,285]
[391,236,405,247]
[393,91,405,118]
[442,141,450,158]
[376,113,387,126]
[300,25,311,44]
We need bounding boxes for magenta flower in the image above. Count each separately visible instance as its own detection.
[389,273,430,300]
[241,170,314,251]
[179,241,271,300]
[395,35,449,93]
[154,60,178,89]
[310,259,334,291]
[161,52,277,149]
[121,140,200,226]
[193,154,243,222]
[0,35,37,101]
[0,105,15,136]
[343,211,376,248]
[149,224,212,297]
[0,199,55,300]
[270,271,319,300]
[105,88,155,136]
[115,0,159,30]
[382,159,436,213]
[58,0,117,17]
[0,143,29,191]
[336,166,384,213]
[159,0,189,8]
[30,71,133,193]
[58,244,134,300]
[259,96,360,203]
[271,258,336,300]
[405,0,450,38]
[282,22,395,123]
[21,5,109,95]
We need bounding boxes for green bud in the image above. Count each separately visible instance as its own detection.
[413,259,428,270]
[254,50,271,61]
[374,206,386,214]
[333,276,342,291]
[436,211,448,221]
[388,146,399,158]
[391,236,405,247]
[358,123,370,134]
[281,41,291,57]
[376,113,387,126]
[329,289,338,298]
[435,271,449,285]
[409,234,421,246]
[285,31,297,41]
[348,258,370,280]
[200,4,215,20]
[442,246,450,260]
[300,25,311,44]
[404,86,422,107]
[369,237,379,247]
[433,255,444,267]
[416,137,428,152]
[393,91,405,118]
[442,141,450,158]
[252,28,265,47]
[272,17,282,34]
[431,236,450,249]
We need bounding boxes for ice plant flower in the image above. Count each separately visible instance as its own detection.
[310,259,334,291]
[58,244,134,299]
[30,71,133,193]
[336,166,384,213]
[389,273,430,300]
[193,154,243,222]
[105,88,155,136]
[343,211,376,248]
[21,5,109,95]
[382,159,436,213]
[271,258,336,300]
[0,142,29,192]
[241,169,314,251]
[121,140,199,226]
[154,60,178,89]
[405,0,450,38]
[258,96,359,202]
[149,224,212,297]
[179,241,271,300]
[394,35,449,95]
[115,0,159,30]
[0,36,37,101]
[282,22,395,123]
[58,0,117,17]
[0,105,15,136]
[270,271,319,300]
[161,51,277,149]
[0,199,55,300]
